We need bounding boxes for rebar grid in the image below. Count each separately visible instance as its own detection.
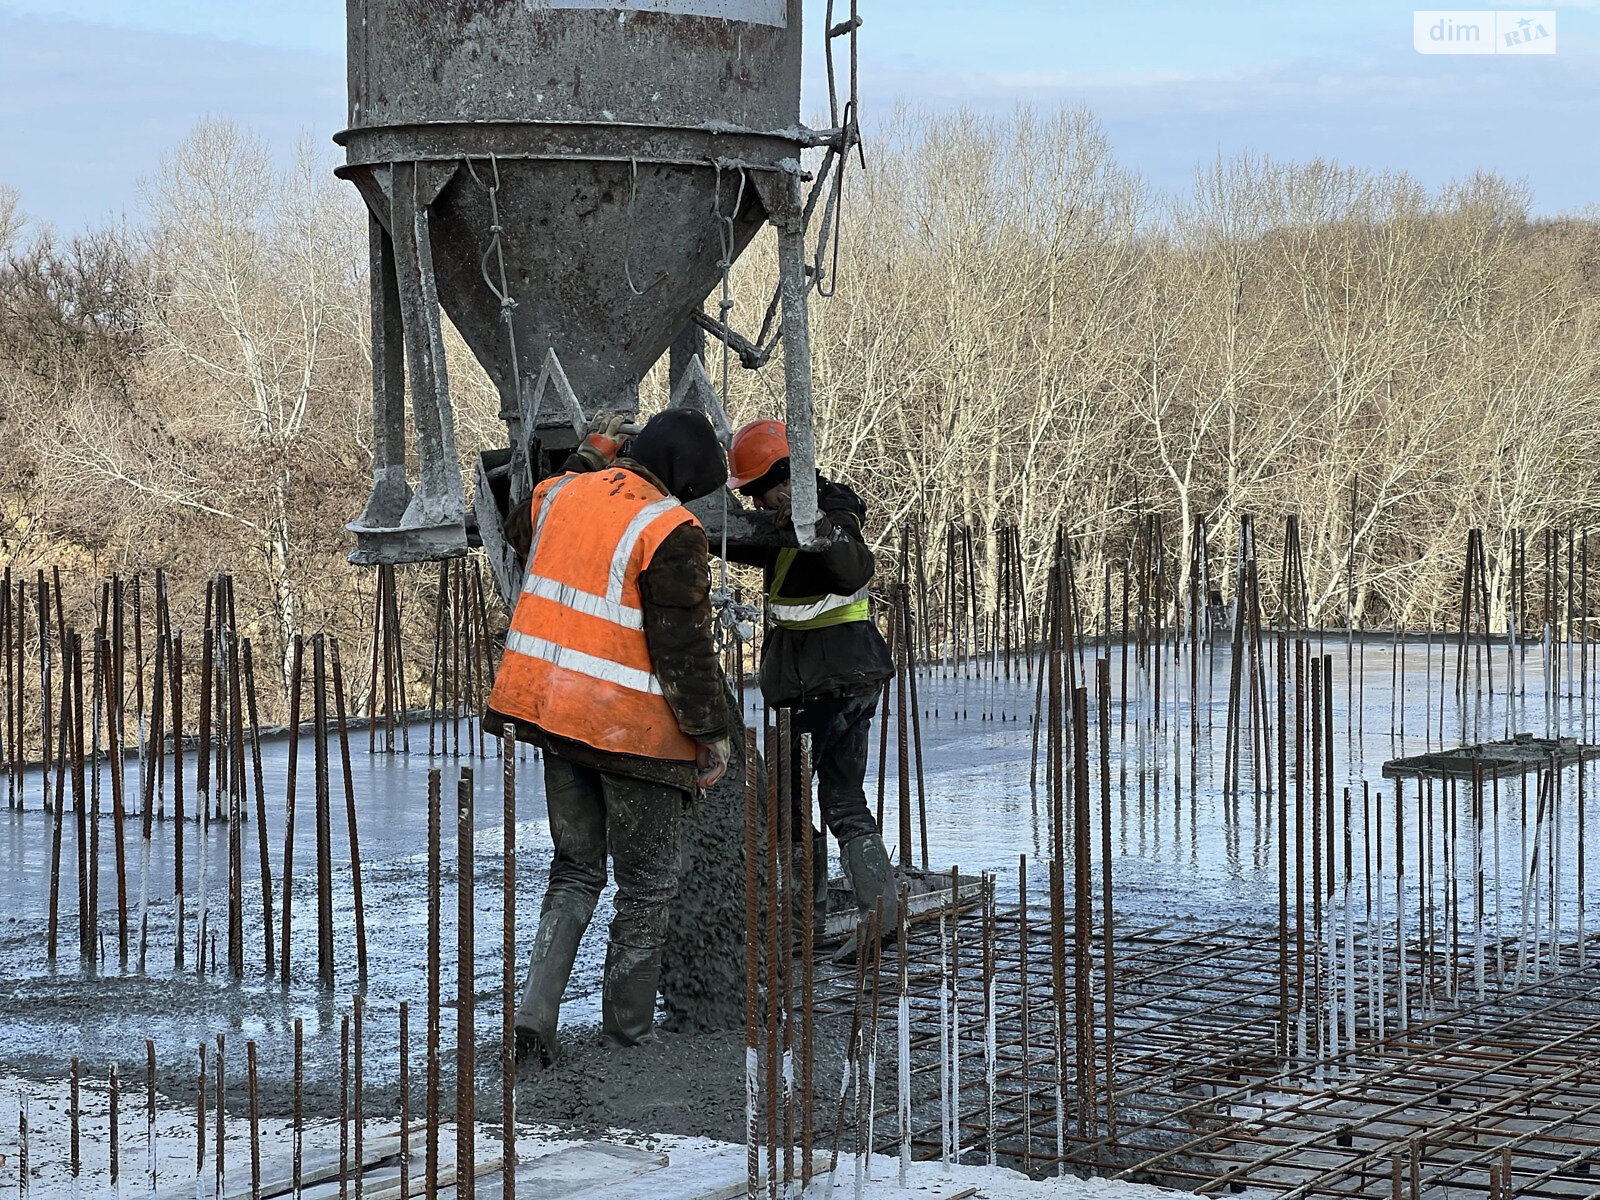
[812,903,1600,1198]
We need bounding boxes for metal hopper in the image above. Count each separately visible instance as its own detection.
[337,0,853,602]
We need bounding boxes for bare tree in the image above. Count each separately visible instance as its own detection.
[33,120,368,685]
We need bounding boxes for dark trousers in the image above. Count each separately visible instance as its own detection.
[788,687,882,846]
[541,750,684,952]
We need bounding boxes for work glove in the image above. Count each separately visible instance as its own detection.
[572,411,631,471]
[695,735,732,789]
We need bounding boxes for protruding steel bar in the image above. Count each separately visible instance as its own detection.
[197,587,213,829]
[17,1093,27,1200]
[763,713,780,1200]
[829,921,870,1180]
[110,1062,120,1193]
[46,631,69,967]
[356,994,367,1200]
[458,766,476,1200]
[776,708,793,1195]
[137,599,166,973]
[90,593,104,972]
[341,1013,351,1196]
[103,634,129,971]
[242,640,274,977]
[70,1056,80,1194]
[281,634,304,986]
[744,726,761,1200]
[248,1039,261,1200]
[147,1038,158,1198]
[896,590,913,869]
[329,635,369,981]
[215,1033,226,1200]
[799,731,816,1193]
[313,634,335,990]
[400,1001,412,1200]
[73,634,88,967]
[427,767,442,1198]
[39,571,52,822]
[227,633,246,980]
[293,1018,304,1199]
[172,632,185,973]
[502,728,517,1200]
[1097,657,1118,1145]
[1073,685,1095,1137]
[196,1042,207,1194]
[902,583,929,869]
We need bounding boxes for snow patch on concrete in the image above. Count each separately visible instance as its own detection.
[0,1073,1187,1200]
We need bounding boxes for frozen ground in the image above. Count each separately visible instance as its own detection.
[0,638,1595,1173]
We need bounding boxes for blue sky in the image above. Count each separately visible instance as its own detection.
[2,1,1597,232]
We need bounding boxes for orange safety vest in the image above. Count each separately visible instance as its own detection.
[488,467,701,763]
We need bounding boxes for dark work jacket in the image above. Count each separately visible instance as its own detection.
[725,475,894,707]
[484,454,729,792]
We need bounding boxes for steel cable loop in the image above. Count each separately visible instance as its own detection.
[624,156,647,297]
[812,141,845,300]
[814,0,862,298]
[708,161,756,648]
[464,153,527,483]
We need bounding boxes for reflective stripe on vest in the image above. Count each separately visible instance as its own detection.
[767,547,871,631]
[488,469,699,761]
[503,630,664,695]
[516,490,682,634]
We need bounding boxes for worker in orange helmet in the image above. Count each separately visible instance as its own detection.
[486,409,733,1067]
[724,419,898,946]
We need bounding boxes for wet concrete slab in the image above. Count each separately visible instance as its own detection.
[0,640,1592,1128]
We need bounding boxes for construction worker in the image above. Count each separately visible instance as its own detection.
[724,419,899,943]
[486,409,733,1067]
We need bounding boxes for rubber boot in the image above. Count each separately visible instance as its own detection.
[600,942,663,1048]
[514,898,591,1068]
[833,833,900,963]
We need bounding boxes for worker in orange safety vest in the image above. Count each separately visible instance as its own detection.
[486,409,732,1067]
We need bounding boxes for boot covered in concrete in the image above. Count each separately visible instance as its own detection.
[514,895,593,1068]
[834,832,900,961]
[601,942,664,1048]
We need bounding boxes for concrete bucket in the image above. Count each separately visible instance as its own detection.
[337,0,835,599]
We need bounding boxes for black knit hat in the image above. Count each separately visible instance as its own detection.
[625,410,729,503]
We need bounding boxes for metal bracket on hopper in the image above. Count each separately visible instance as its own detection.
[346,159,471,564]
[531,348,590,439]
[666,354,734,446]
[510,348,590,498]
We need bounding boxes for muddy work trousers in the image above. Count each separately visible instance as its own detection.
[786,687,882,846]
[540,750,686,952]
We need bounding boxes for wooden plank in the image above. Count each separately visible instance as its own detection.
[158,1135,403,1200]
[548,1147,833,1200]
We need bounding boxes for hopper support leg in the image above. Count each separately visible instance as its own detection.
[350,212,412,539]
[348,160,469,565]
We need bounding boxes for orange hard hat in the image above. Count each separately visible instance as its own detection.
[727,419,790,490]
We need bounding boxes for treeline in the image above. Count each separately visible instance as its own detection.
[4,109,1599,714]
[779,106,1600,634]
